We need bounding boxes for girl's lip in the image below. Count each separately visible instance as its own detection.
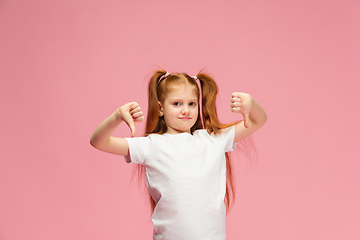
[179,117,191,120]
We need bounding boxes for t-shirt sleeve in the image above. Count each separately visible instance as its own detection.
[124,136,151,164]
[217,125,237,152]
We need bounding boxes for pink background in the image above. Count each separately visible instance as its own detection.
[1,0,359,239]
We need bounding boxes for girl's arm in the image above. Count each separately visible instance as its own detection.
[230,93,267,143]
[90,102,144,156]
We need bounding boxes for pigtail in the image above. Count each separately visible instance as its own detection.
[137,70,168,213]
[197,72,236,213]
[197,73,232,134]
[198,73,217,133]
[145,70,167,135]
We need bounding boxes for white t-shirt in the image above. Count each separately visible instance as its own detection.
[125,126,236,240]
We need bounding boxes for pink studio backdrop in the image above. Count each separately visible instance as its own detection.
[1,0,359,239]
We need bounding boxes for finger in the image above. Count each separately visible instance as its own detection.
[129,102,139,111]
[231,92,239,98]
[230,102,241,108]
[231,96,241,103]
[131,111,143,118]
[235,102,242,107]
[134,116,144,122]
[130,106,141,115]
[132,110,144,119]
[231,107,241,112]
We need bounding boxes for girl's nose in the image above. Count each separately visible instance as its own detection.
[181,106,190,115]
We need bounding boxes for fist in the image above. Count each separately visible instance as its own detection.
[119,102,144,137]
[230,92,253,128]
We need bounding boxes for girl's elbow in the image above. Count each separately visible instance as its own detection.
[263,114,268,124]
[90,138,101,149]
[260,115,267,127]
[90,139,96,148]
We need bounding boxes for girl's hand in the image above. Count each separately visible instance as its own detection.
[230,92,254,128]
[118,102,144,137]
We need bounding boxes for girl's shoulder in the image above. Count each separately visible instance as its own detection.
[194,125,235,137]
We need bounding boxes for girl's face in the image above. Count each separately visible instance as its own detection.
[159,83,199,134]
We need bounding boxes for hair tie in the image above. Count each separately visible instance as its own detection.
[192,75,198,81]
[158,72,171,83]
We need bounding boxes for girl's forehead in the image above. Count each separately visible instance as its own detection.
[165,83,198,99]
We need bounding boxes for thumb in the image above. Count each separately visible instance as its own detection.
[121,109,137,137]
[243,113,250,128]
[128,120,136,137]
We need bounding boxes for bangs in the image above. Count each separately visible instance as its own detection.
[159,74,200,102]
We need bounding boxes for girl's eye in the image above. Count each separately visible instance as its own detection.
[189,102,196,106]
[173,102,181,106]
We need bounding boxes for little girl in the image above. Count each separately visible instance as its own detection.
[90,70,267,240]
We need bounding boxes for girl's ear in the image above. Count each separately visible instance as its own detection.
[158,101,164,117]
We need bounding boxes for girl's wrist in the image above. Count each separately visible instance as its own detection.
[115,108,124,122]
[251,95,255,106]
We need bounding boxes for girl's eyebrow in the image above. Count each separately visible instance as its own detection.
[169,98,198,102]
